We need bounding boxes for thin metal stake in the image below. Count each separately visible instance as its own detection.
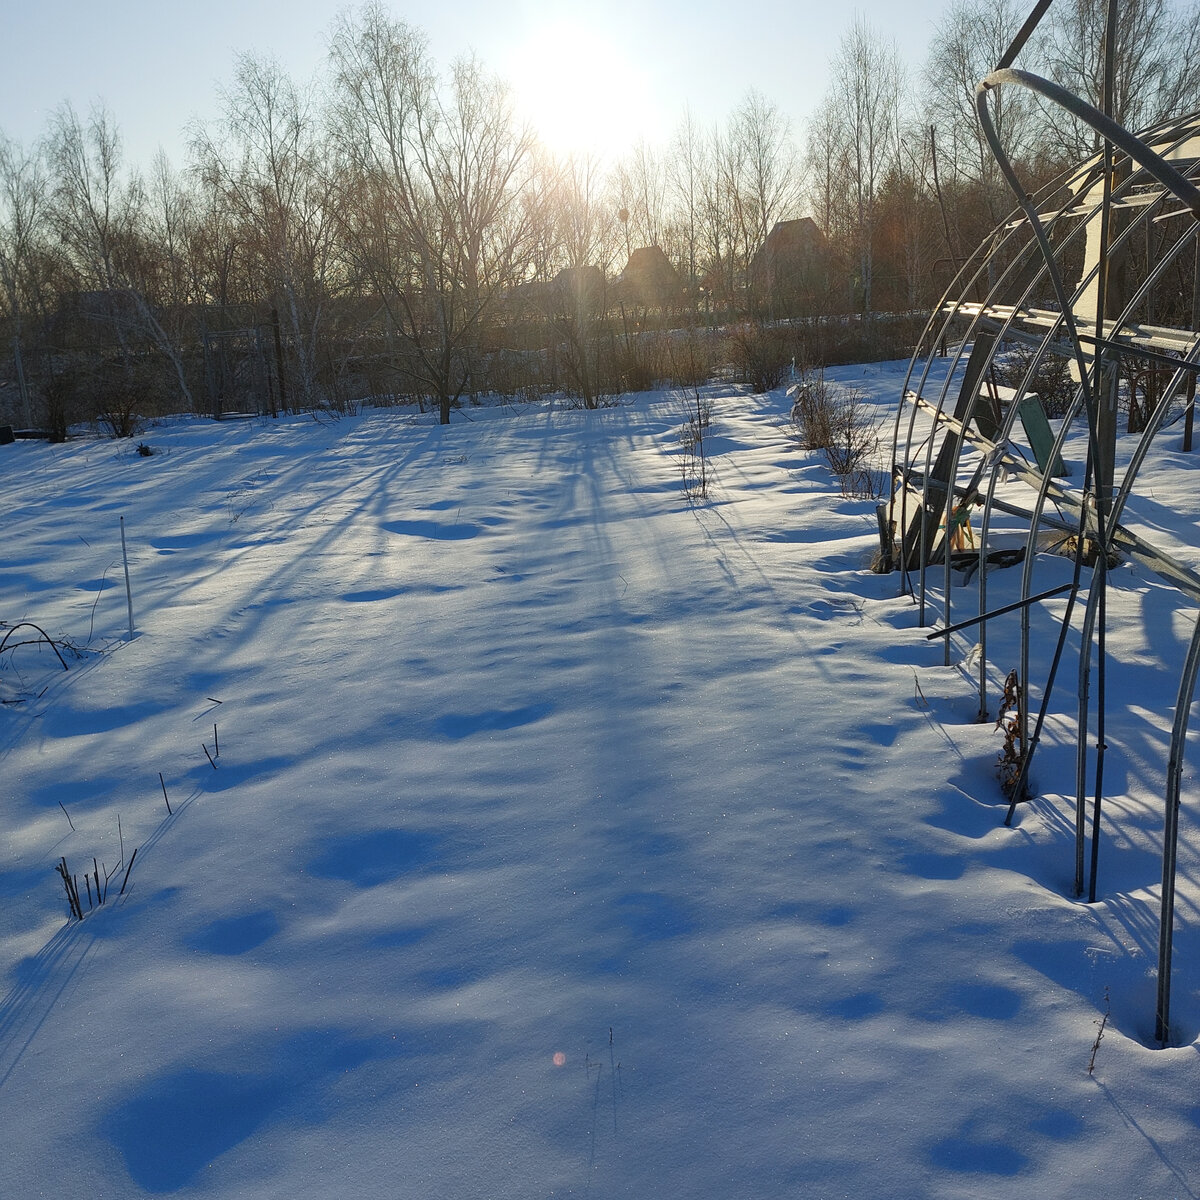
[120,516,135,641]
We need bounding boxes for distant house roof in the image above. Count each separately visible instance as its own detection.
[616,246,681,308]
[553,264,606,306]
[749,218,826,297]
[751,219,824,271]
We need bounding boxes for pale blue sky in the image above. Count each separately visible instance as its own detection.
[1,0,954,167]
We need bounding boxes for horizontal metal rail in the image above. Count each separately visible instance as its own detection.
[904,391,1200,605]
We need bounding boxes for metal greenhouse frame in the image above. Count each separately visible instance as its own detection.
[885,0,1200,1044]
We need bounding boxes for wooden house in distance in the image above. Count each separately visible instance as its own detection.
[615,246,681,311]
[748,218,828,316]
[551,264,607,317]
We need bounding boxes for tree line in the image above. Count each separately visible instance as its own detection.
[1,0,1197,431]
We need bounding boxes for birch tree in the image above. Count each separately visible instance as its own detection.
[329,3,537,423]
[828,19,902,316]
[46,103,194,411]
[192,56,337,408]
[0,135,48,426]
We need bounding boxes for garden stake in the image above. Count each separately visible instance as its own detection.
[120,516,135,641]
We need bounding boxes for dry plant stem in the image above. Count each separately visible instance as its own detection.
[0,621,70,670]
[159,772,172,815]
[995,669,1025,797]
[55,857,83,920]
[119,847,138,896]
[203,744,218,769]
[1089,987,1110,1074]
[58,801,75,831]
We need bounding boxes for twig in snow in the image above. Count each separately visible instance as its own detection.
[0,622,69,670]
[58,801,75,832]
[609,1027,618,1134]
[203,743,217,769]
[86,563,115,646]
[55,857,83,920]
[159,772,172,815]
[214,723,219,757]
[119,847,138,896]
[1089,987,1110,1075]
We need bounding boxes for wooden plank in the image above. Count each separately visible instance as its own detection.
[902,391,1200,604]
[1017,396,1069,477]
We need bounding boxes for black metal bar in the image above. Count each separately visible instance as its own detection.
[996,0,1054,70]
[1075,334,1200,376]
[925,582,1077,640]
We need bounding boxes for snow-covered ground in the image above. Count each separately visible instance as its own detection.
[3,363,1200,1198]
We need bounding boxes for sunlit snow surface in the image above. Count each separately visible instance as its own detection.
[3,365,1200,1197]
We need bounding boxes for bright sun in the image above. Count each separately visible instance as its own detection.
[506,20,658,160]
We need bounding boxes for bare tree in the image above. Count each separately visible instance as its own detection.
[697,119,746,307]
[329,3,537,423]
[612,140,666,259]
[192,55,337,408]
[145,150,195,315]
[879,131,943,309]
[827,18,903,316]
[546,153,618,406]
[1043,0,1200,157]
[46,103,194,414]
[733,90,801,256]
[0,134,48,426]
[925,0,1045,222]
[554,154,619,273]
[666,108,706,291]
[804,94,852,250]
[803,96,854,314]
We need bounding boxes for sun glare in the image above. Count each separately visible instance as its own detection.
[507,21,658,160]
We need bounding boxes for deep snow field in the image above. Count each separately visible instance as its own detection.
[3,362,1200,1198]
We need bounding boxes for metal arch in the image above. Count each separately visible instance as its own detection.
[979,68,1200,218]
[886,152,1108,615]
[887,3,1200,1043]
[1158,609,1200,1043]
